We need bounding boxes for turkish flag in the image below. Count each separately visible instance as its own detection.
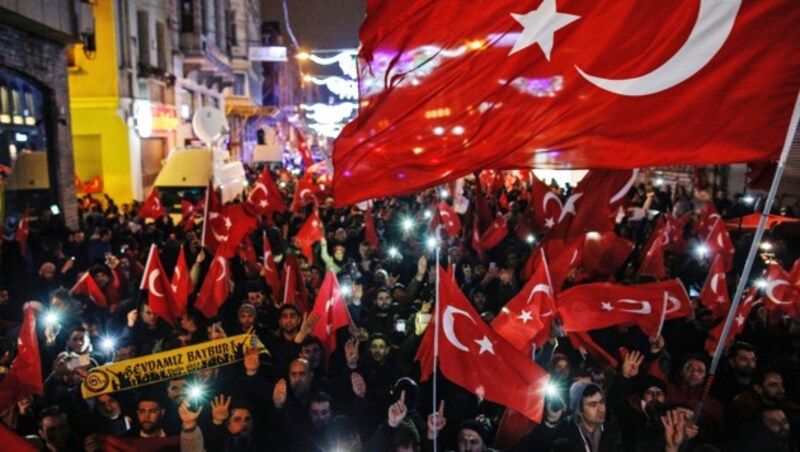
[140,245,177,326]
[293,172,321,210]
[15,211,29,252]
[138,188,165,220]
[202,181,224,252]
[438,201,462,238]
[364,206,379,250]
[74,171,85,193]
[558,279,691,336]
[789,258,800,287]
[575,231,633,283]
[416,268,550,422]
[705,218,735,272]
[700,255,730,319]
[530,174,562,231]
[0,424,35,452]
[332,0,800,206]
[295,127,314,169]
[693,203,721,239]
[492,249,556,355]
[522,236,583,288]
[195,253,230,319]
[0,307,43,413]
[248,167,288,215]
[83,175,103,194]
[215,204,258,259]
[282,254,309,312]
[311,271,352,354]
[567,331,618,370]
[762,263,800,317]
[295,208,324,262]
[639,230,666,279]
[71,272,108,308]
[548,170,635,239]
[262,231,281,292]
[170,246,193,318]
[705,288,759,354]
[473,177,494,233]
[479,215,508,250]
[471,215,487,262]
[664,213,691,253]
[94,434,180,452]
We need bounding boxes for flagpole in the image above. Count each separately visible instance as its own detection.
[695,89,800,424]
[656,291,668,339]
[201,180,211,249]
[140,244,156,290]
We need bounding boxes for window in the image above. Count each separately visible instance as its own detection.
[180,0,194,33]
[137,10,150,67]
[156,22,168,70]
[233,73,246,96]
[226,9,236,51]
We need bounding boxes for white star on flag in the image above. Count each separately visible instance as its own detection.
[474,336,495,355]
[735,314,745,327]
[518,310,533,324]
[509,0,580,60]
[224,216,233,229]
[544,217,556,228]
[601,301,614,311]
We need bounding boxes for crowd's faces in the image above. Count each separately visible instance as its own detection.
[67,330,87,353]
[457,429,485,452]
[227,408,253,436]
[370,338,389,363]
[762,409,791,438]
[238,310,256,331]
[642,387,666,407]
[309,400,332,428]
[757,373,786,404]
[375,290,392,311]
[113,345,135,362]
[93,271,111,289]
[50,295,70,312]
[505,252,520,271]
[136,401,164,434]
[40,414,69,449]
[179,316,197,334]
[167,379,187,404]
[358,243,371,260]
[334,246,346,261]
[472,264,487,281]
[64,367,89,387]
[471,292,487,312]
[300,342,323,370]
[730,350,757,377]
[96,394,122,419]
[310,267,322,286]
[580,392,607,428]
[39,263,56,280]
[681,359,707,388]
[140,304,158,328]
[279,309,301,336]
[247,291,265,308]
[176,332,191,347]
[288,360,313,396]
[551,358,570,380]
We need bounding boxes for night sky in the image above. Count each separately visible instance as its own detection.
[261,0,365,51]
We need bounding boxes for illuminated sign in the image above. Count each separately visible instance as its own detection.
[135,102,179,137]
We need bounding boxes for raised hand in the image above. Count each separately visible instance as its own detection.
[427,400,446,440]
[126,309,138,328]
[351,372,367,398]
[345,337,360,369]
[621,350,645,378]
[649,335,665,354]
[210,395,231,425]
[178,400,203,430]
[295,312,322,343]
[661,409,687,452]
[273,379,288,409]
[387,390,408,428]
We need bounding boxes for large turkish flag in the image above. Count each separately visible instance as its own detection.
[333,0,800,206]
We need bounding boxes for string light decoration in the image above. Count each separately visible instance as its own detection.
[307,50,358,78]
[304,75,358,100]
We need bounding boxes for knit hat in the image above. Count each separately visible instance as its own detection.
[569,381,604,415]
[238,303,257,316]
[458,418,493,445]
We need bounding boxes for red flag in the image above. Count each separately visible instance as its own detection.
[693,203,721,239]
[282,254,309,312]
[170,246,193,318]
[493,409,536,450]
[0,424,35,452]
[83,175,103,194]
[479,215,508,250]
[558,279,691,336]
[492,249,555,356]
[74,171,85,193]
[548,170,636,239]
[0,307,43,412]
[295,127,314,168]
[437,201,462,238]
[700,255,730,319]
[295,208,323,262]
[215,204,258,259]
[705,288,759,354]
[311,272,352,354]
[576,231,634,283]
[416,268,550,422]
[95,434,180,452]
[639,231,666,279]
[762,263,800,317]
[71,272,108,308]
[704,218,735,272]
[332,0,800,206]
[530,174,562,231]
[238,234,259,272]
[663,213,691,253]
[471,215,487,262]
[473,177,494,233]
[248,167,288,214]
[789,258,800,287]
[195,253,230,319]
[293,172,321,210]
[498,191,509,211]
[262,231,281,292]
[202,181,224,253]
[363,207,379,251]
[15,211,29,252]
[567,331,619,370]
[141,245,179,326]
[138,188,165,220]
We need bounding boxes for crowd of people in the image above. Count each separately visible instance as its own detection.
[0,165,799,452]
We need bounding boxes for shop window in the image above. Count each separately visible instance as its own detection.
[233,73,246,96]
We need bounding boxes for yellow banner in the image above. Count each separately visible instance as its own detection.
[81,334,268,398]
